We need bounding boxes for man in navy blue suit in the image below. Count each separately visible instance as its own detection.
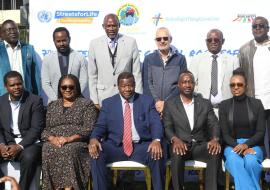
[89,72,164,190]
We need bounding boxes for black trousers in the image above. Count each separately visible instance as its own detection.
[0,143,41,190]
[170,141,220,190]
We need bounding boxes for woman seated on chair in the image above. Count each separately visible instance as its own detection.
[219,68,266,190]
[41,74,98,190]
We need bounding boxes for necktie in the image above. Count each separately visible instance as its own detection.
[211,54,218,96]
[123,101,133,156]
[109,40,116,53]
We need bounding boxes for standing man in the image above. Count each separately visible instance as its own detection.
[189,29,239,112]
[41,27,88,103]
[0,19,41,96]
[143,27,187,115]
[89,72,164,190]
[239,16,270,145]
[0,71,45,190]
[88,13,142,109]
[163,70,221,190]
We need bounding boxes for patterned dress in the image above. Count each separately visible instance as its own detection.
[41,97,97,190]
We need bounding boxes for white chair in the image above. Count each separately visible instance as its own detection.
[106,161,151,190]
[165,160,207,190]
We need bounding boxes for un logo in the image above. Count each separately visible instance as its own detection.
[38,11,52,23]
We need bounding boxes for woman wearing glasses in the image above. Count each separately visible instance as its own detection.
[219,68,265,190]
[41,74,98,190]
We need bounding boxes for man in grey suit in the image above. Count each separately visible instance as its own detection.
[41,27,88,104]
[163,70,221,190]
[189,29,239,112]
[88,13,142,109]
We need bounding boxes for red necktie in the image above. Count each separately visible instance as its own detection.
[123,101,133,156]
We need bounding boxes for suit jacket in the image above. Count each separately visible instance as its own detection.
[90,93,163,146]
[0,91,45,148]
[41,49,88,103]
[163,94,220,143]
[0,41,41,96]
[88,34,142,105]
[219,96,265,147]
[189,52,239,100]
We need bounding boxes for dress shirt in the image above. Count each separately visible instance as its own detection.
[209,53,223,106]
[180,96,194,130]
[253,40,270,109]
[159,48,172,67]
[107,35,118,54]
[4,40,24,80]
[120,95,140,142]
[9,95,22,136]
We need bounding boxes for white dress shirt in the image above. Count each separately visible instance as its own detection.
[180,96,194,130]
[9,95,22,136]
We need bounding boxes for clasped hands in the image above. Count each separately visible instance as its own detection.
[49,136,70,148]
[88,138,163,160]
[233,143,255,156]
[171,137,221,155]
[0,144,22,160]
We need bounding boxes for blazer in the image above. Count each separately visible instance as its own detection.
[0,41,41,96]
[41,49,88,103]
[0,91,45,148]
[88,34,142,105]
[219,96,265,147]
[90,93,163,146]
[189,52,239,100]
[163,94,220,143]
[143,47,187,101]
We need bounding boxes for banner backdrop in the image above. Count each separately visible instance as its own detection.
[29,0,268,64]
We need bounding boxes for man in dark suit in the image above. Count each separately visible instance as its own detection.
[163,70,221,190]
[0,71,45,190]
[89,72,164,190]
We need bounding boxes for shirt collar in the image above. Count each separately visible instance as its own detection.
[4,40,21,49]
[254,37,270,47]
[107,34,119,44]
[119,94,135,104]
[180,95,194,106]
[8,93,23,103]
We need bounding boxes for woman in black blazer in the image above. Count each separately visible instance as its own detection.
[219,68,265,190]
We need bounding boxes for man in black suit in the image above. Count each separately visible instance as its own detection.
[0,71,45,190]
[163,70,221,190]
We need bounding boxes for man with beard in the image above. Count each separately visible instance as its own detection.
[0,20,41,96]
[163,70,221,190]
[41,27,88,104]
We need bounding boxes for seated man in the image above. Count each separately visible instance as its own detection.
[0,71,45,190]
[163,70,221,190]
[89,72,164,190]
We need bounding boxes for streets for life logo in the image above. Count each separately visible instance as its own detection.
[233,14,256,23]
[117,4,139,26]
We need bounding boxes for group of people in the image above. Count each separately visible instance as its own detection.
[0,11,269,190]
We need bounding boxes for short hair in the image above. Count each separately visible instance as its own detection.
[57,74,82,99]
[53,27,70,40]
[103,13,120,26]
[117,72,135,85]
[156,27,172,38]
[232,67,247,83]
[3,71,23,85]
[253,16,269,27]
[207,29,224,40]
[178,70,195,83]
[1,19,18,32]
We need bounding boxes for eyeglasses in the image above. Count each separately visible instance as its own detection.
[206,38,221,43]
[155,37,169,42]
[229,83,244,88]
[252,24,268,29]
[61,85,75,91]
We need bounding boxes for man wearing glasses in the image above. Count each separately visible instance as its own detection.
[239,16,270,152]
[189,29,239,115]
[142,27,187,116]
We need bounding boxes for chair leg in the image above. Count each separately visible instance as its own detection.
[112,170,118,186]
[198,169,204,190]
[225,171,230,190]
[144,168,151,190]
[165,164,171,190]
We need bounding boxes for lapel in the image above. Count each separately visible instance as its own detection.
[132,93,140,131]
[193,95,201,131]
[1,94,12,133]
[101,36,114,72]
[18,91,28,127]
[175,96,192,132]
[53,52,62,77]
[68,49,74,73]
[20,43,27,80]
[114,94,124,135]
[0,43,11,71]
[219,54,227,89]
